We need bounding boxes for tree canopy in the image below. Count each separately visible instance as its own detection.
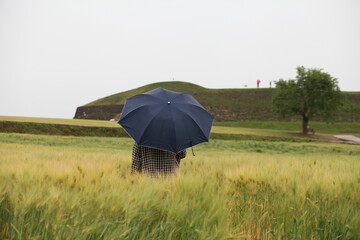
[273,66,345,134]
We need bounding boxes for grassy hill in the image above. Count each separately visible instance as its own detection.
[76,81,360,122]
[86,81,208,106]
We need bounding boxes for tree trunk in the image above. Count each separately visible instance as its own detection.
[302,115,309,134]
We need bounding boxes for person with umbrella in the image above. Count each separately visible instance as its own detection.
[256,79,261,88]
[131,143,186,176]
[118,87,214,176]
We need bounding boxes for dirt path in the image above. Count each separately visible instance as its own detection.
[312,134,360,144]
[333,135,360,144]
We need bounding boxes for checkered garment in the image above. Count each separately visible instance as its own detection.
[131,143,187,176]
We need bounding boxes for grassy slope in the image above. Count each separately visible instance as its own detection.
[86,81,360,108]
[84,81,280,121]
[85,81,274,112]
[85,81,209,106]
[82,81,360,121]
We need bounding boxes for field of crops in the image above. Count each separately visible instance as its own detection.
[1,132,359,239]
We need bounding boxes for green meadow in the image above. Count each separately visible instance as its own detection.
[1,116,360,138]
[0,116,307,142]
[1,132,359,239]
[0,116,120,128]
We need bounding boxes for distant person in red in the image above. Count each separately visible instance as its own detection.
[256,79,261,88]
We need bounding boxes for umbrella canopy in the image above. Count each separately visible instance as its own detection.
[118,87,214,153]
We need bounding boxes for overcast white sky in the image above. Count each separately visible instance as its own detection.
[1,0,359,119]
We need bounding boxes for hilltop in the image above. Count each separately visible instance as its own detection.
[74,81,360,122]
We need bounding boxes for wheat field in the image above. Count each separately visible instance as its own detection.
[0,133,359,239]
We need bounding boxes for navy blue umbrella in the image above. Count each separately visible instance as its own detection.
[118,88,214,153]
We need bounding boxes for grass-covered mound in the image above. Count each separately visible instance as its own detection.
[79,81,360,122]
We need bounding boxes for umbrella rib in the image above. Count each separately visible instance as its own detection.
[172,104,211,140]
[172,93,205,109]
[175,103,209,115]
[142,93,165,102]
[169,106,178,151]
[120,104,161,122]
[171,92,187,101]
[143,89,179,102]
[137,104,168,144]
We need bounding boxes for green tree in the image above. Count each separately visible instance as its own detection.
[273,66,345,134]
